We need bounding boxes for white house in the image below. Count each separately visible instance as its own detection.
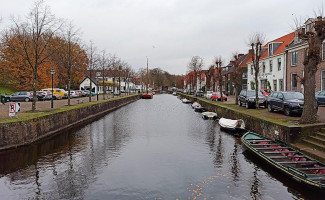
[247,32,295,91]
[79,77,98,94]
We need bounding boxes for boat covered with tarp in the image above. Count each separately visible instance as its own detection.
[202,112,217,120]
[218,117,246,133]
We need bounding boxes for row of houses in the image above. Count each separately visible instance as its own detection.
[185,19,325,94]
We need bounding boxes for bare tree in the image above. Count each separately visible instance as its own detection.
[87,41,97,102]
[297,16,325,123]
[2,0,62,111]
[99,50,109,100]
[231,53,244,105]
[187,56,203,91]
[53,22,83,106]
[249,32,265,108]
[215,56,224,101]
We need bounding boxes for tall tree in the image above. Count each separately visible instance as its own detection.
[2,0,62,111]
[231,53,244,105]
[249,33,265,108]
[215,57,224,101]
[52,22,84,105]
[87,41,97,102]
[297,16,325,123]
[187,56,203,91]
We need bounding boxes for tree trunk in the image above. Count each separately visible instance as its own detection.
[32,68,37,112]
[255,69,259,109]
[67,67,71,106]
[300,57,318,123]
[235,84,238,105]
[89,70,92,102]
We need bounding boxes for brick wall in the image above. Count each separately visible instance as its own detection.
[286,47,325,92]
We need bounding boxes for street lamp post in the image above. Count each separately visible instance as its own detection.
[50,69,55,108]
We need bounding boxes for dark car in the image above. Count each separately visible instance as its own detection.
[316,91,325,105]
[36,91,51,101]
[10,91,33,102]
[267,91,306,116]
[194,90,204,97]
[238,90,266,109]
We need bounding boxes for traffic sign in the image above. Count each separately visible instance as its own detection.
[9,103,20,118]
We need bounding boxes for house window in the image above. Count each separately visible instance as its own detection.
[292,74,298,91]
[292,51,298,66]
[273,80,277,91]
[250,65,253,75]
[269,60,273,72]
[322,71,325,90]
[323,44,325,60]
[279,79,283,91]
[278,58,281,71]
[262,62,265,73]
[269,43,273,56]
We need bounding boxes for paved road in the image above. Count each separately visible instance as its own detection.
[0,94,129,121]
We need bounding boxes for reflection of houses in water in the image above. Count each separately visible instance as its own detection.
[250,166,262,200]
[0,113,132,199]
[230,140,241,184]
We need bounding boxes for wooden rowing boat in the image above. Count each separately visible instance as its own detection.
[202,112,217,120]
[241,132,325,191]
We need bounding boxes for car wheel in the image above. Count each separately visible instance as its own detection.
[225,98,227,101]
[267,103,273,112]
[246,101,250,109]
[284,106,291,116]
[25,98,30,102]
[239,100,242,106]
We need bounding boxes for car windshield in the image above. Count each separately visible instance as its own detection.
[207,91,213,94]
[262,89,271,93]
[283,92,303,99]
[247,91,263,96]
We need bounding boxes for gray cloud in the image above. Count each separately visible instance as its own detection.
[0,0,322,74]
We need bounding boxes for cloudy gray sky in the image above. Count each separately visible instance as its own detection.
[0,0,323,74]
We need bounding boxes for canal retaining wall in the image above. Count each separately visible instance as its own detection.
[178,93,325,143]
[0,95,140,151]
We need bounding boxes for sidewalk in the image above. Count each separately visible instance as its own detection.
[0,94,129,122]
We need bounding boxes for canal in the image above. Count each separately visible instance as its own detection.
[0,94,321,199]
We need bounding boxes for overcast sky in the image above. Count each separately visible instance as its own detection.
[0,0,323,74]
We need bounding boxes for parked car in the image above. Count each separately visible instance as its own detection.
[211,92,228,101]
[267,91,306,116]
[36,91,51,101]
[238,90,266,109]
[70,91,79,98]
[316,91,325,105]
[205,91,213,99]
[194,90,204,97]
[41,88,68,99]
[260,88,272,97]
[10,91,33,102]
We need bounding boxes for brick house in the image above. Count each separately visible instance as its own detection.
[286,23,325,92]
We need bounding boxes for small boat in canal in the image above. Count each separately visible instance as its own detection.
[241,132,325,191]
[181,98,191,104]
[218,117,246,134]
[191,102,201,108]
[141,57,153,99]
[172,92,177,96]
[194,106,207,112]
[202,112,217,120]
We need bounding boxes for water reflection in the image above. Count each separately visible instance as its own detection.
[0,95,321,199]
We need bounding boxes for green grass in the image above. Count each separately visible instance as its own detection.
[0,87,15,95]
[0,94,139,124]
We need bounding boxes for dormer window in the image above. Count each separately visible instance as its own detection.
[268,43,273,56]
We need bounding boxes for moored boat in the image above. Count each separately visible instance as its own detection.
[181,98,191,104]
[241,132,325,191]
[191,102,201,108]
[202,112,217,120]
[172,92,177,96]
[218,117,246,134]
[194,106,207,112]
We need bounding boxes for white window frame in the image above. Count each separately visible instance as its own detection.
[269,60,273,72]
[277,58,281,71]
[269,43,273,56]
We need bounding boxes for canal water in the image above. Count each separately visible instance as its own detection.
[0,94,322,199]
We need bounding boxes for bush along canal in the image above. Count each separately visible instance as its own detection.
[0,94,323,199]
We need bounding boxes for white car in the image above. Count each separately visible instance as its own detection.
[70,91,78,98]
[205,91,213,99]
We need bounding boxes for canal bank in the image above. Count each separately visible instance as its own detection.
[0,94,140,151]
[178,93,325,161]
